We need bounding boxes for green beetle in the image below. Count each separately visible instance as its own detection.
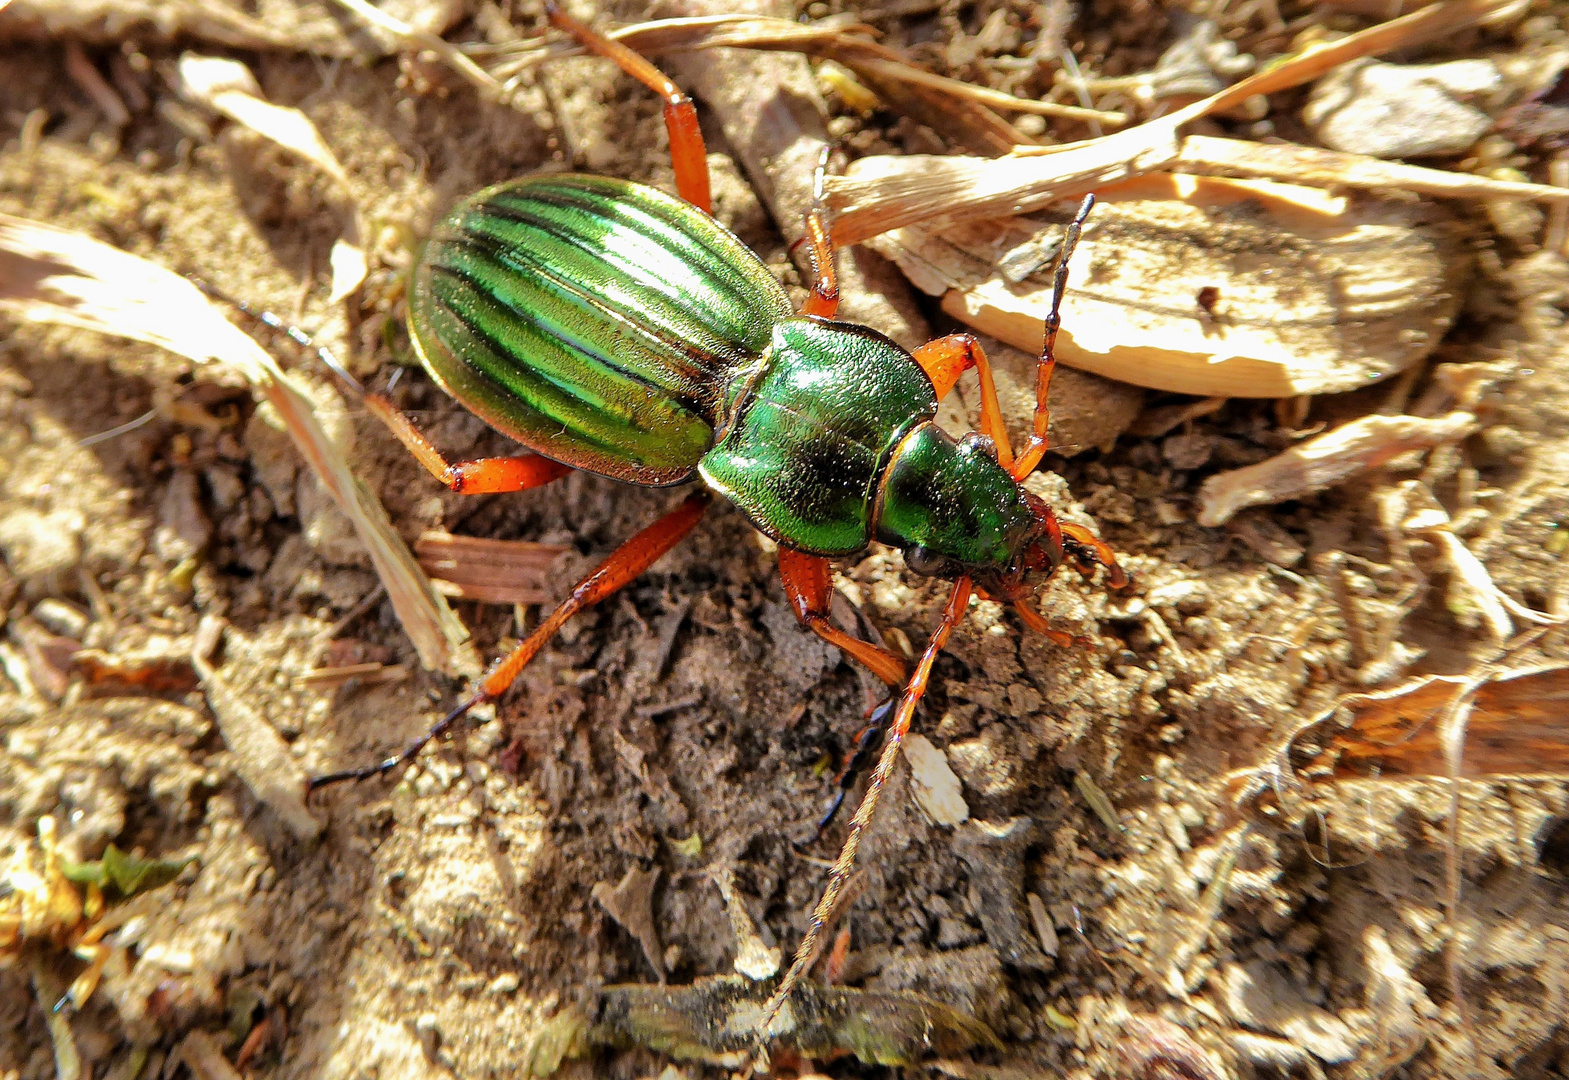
[316,1,1126,1028]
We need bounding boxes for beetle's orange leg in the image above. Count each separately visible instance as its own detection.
[310,491,710,790]
[1011,195,1094,481]
[1061,521,1129,588]
[778,549,906,686]
[545,2,711,213]
[766,575,973,1026]
[365,393,573,495]
[797,146,840,320]
[910,333,1015,469]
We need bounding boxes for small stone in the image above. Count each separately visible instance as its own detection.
[904,734,969,826]
[154,470,212,563]
[1222,961,1359,1063]
[31,598,89,640]
[487,973,520,995]
[952,818,1049,970]
[0,507,82,581]
[1304,58,1499,158]
[947,730,1018,798]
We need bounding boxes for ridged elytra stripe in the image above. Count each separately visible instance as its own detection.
[460,185,779,379]
[449,216,726,414]
[410,174,791,485]
[438,231,714,417]
[489,175,774,308]
[417,259,715,479]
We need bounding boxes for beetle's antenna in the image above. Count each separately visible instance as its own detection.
[190,277,365,396]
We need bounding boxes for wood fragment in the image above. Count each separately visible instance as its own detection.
[416,531,569,605]
[1198,412,1476,527]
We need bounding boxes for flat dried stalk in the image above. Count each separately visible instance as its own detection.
[1175,135,1569,207]
[825,0,1525,246]
[415,531,568,605]
[0,213,477,678]
[1196,412,1477,526]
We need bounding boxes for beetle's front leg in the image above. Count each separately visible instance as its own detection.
[364,394,573,494]
[545,1,711,213]
[910,333,1016,468]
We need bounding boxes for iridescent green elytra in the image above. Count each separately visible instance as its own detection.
[411,173,1038,574]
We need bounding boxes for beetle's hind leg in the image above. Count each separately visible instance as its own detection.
[309,491,711,791]
[545,2,711,213]
[364,393,573,494]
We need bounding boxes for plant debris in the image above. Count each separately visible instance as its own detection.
[522,975,1001,1075]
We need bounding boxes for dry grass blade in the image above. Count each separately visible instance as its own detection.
[826,0,1523,245]
[455,14,1120,153]
[415,531,569,605]
[328,0,525,103]
[1175,135,1569,206]
[1197,412,1477,526]
[177,53,366,301]
[0,213,476,677]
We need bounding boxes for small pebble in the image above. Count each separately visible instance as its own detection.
[1304,58,1498,158]
[0,507,82,581]
[487,973,520,995]
[31,598,89,640]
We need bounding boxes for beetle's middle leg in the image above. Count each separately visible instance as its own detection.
[778,549,906,687]
[309,490,710,790]
[766,576,974,1030]
[365,393,573,494]
[545,1,711,213]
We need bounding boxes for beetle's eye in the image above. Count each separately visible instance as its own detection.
[904,546,948,576]
[958,432,999,462]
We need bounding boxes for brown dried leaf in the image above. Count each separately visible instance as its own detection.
[0,213,476,677]
[1298,666,1569,781]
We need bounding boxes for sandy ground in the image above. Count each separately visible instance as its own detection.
[2,0,1569,1077]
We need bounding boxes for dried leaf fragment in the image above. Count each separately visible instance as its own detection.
[1197,411,1476,526]
[592,866,664,981]
[873,174,1469,398]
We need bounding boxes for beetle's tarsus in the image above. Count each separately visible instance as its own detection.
[307,694,484,792]
[810,697,896,838]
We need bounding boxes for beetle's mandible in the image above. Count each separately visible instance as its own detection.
[309,1,1128,1025]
